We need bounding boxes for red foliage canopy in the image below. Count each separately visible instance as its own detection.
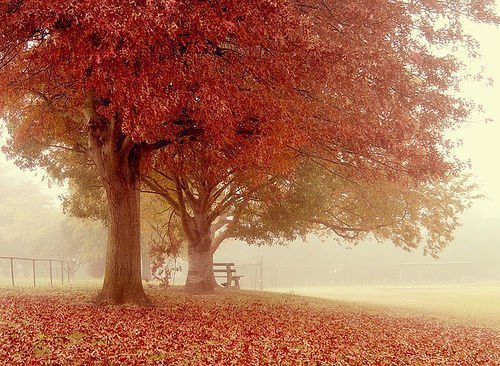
[1,0,497,183]
[1,1,498,302]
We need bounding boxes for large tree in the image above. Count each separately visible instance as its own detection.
[1,1,497,303]
[143,155,278,293]
[143,156,478,293]
[59,217,107,278]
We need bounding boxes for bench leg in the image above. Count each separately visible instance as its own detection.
[233,277,240,289]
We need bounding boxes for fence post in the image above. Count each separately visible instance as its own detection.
[49,260,53,287]
[32,259,36,287]
[10,258,14,287]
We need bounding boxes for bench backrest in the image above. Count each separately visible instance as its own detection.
[214,269,236,272]
[213,263,237,276]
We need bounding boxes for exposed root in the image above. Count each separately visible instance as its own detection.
[95,287,151,306]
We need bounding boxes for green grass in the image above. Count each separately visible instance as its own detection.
[270,283,500,330]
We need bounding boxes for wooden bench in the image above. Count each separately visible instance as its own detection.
[213,262,243,289]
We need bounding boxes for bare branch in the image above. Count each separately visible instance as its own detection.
[29,89,84,124]
[143,175,180,212]
[48,144,86,153]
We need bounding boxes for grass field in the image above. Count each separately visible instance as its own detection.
[0,277,101,287]
[271,283,500,330]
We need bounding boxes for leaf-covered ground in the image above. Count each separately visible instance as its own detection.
[0,288,499,365]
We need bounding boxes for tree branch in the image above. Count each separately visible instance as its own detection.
[137,139,173,154]
[48,144,86,153]
[143,175,180,212]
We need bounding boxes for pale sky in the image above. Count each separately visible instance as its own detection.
[454,18,500,219]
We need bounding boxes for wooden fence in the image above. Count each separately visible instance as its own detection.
[0,256,70,287]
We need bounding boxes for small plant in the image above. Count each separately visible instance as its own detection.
[151,258,181,288]
[146,215,185,288]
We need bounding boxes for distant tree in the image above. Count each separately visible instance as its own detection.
[59,217,107,278]
[1,1,497,302]
[0,168,65,258]
[142,161,265,293]
[144,158,478,292]
[0,165,107,278]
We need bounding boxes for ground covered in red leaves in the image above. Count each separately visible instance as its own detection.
[0,288,499,365]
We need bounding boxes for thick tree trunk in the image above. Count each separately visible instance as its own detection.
[182,206,219,294]
[86,98,149,305]
[185,245,218,294]
[95,174,149,305]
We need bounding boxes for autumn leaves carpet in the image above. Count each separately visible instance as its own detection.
[0,289,499,365]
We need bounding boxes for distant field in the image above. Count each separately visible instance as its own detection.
[0,277,102,288]
[3,278,500,330]
[271,283,500,330]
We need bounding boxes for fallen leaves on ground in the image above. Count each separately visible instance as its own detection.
[0,288,498,365]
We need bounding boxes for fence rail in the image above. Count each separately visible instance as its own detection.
[0,256,70,288]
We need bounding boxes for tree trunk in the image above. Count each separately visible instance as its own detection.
[86,99,149,306]
[182,208,218,294]
[185,245,218,294]
[95,173,149,305]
